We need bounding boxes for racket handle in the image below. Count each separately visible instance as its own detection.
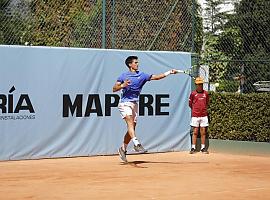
[175,69,184,73]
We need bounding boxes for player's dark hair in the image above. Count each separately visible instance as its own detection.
[125,56,138,68]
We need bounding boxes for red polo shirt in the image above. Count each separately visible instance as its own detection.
[189,90,209,117]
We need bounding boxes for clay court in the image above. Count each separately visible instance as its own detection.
[0,151,269,200]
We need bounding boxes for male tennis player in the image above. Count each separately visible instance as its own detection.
[113,55,177,162]
[189,77,209,154]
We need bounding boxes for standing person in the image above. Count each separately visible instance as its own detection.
[189,77,209,154]
[113,55,177,162]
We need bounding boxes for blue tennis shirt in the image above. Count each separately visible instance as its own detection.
[117,71,152,102]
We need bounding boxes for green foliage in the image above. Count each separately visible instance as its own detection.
[113,0,202,51]
[1,0,102,47]
[208,92,270,142]
[193,0,203,53]
[216,80,239,92]
[215,27,242,58]
[203,0,227,34]
[234,0,270,55]
[201,0,270,93]
[0,0,27,45]
[0,0,202,51]
[202,36,231,82]
[208,0,270,58]
[70,1,102,48]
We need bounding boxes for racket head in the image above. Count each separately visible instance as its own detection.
[188,65,207,80]
[176,65,206,80]
[184,65,199,79]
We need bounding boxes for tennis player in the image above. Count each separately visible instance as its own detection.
[113,55,177,162]
[189,77,209,154]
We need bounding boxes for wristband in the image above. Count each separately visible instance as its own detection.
[164,70,171,77]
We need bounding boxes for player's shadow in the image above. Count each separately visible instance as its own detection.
[120,160,208,168]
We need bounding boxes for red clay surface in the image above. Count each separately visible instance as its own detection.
[0,152,269,200]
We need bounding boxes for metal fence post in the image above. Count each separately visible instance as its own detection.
[191,0,195,52]
[102,0,106,49]
[111,0,115,49]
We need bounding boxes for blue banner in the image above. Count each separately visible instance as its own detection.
[0,45,192,160]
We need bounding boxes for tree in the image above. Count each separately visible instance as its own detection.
[1,0,203,52]
[203,0,227,34]
[200,0,230,85]
[234,0,270,55]
[0,0,27,45]
[201,0,269,92]
[0,0,9,43]
[221,0,270,92]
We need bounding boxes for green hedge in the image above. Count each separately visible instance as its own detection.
[208,92,270,142]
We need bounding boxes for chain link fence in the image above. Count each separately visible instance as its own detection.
[198,0,270,93]
[0,0,197,51]
[198,59,270,93]
[107,0,195,51]
[1,0,269,93]
[0,0,104,48]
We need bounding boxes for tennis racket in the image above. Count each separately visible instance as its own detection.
[175,66,207,80]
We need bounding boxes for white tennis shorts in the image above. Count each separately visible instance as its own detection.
[190,116,209,127]
[118,101,138,122]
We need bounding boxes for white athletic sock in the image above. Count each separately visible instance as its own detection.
[122,143,128,151]
[201,144,205,149]
[132,137,140,146]
[192,144,196,149]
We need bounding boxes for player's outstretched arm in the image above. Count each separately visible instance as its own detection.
[150,69,177,80]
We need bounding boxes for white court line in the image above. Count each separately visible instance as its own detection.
[246,188,266,191]
[212,187,266,194]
